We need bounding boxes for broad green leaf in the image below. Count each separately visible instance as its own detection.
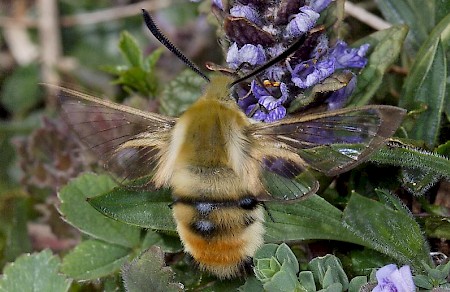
[377,0,434,55]
[238,277,265,292]
[275,243,299,276]
[262,267,299,292]
[141,230,182,253]
[349,25,408,106]
[399,13,450,147]
[160,69,205,116]
[113,67,156,97]
[436,0,450,24]
[265,195,365,245]
[119,31,143,67]
[309,255,348,290]
[88,184,175,232]
[369,142,450,181]
[0,64,42,117]
[144,47,164,71]
[61,239,130,280]
[298,271,316,292]
[58,173,141,248]
[401,167,442,196]
[423,216,450,239]
[342,192,430,270]
[122,246,183,292]
[0,250,71,292]
[348,276,368,292]
[345,249,391,277]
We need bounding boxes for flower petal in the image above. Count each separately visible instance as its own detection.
[226,42,240,69]
[309,0,332,13]
[330,40,369,69]
[230,5,261,25]
[265,106,286,122]
[286,7,320,38]
[291,58,336,88]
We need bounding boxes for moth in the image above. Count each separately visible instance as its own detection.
[54,10,406,279]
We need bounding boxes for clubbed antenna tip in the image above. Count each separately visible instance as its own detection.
[141,9,210,82]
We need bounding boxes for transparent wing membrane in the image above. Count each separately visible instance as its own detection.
[260,156,319,202]
[252,105,405,202]
[54,86,175,183]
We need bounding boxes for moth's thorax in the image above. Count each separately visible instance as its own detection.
[153,88,262,199]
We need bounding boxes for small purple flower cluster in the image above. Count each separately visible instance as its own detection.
[213,0,370,122]
[373,264,415,292]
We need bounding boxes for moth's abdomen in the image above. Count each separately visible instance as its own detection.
[172,195,265,279]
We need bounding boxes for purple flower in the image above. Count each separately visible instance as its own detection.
[312,35,329,59]
[226,43,267,69]
[289,58,336,88]
[373,264,415,292]
[242,81,289,123]
[326,72,356,110]
[230,5,261,26]
[330,40,370,69]
[309,0,332,13]
[286,7,320,38]
[212,0,223,10]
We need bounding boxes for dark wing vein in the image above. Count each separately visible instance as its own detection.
[52,85,175,184]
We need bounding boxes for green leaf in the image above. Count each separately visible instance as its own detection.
[239,276,265,292]
[401,167,442,196]
[369,142,450,182]
[265,196,366,245]
[119,31,143,67]
[144,47,164,71]
[321,282,343,292]
[349,25,408,106]
[0,64,42,117]
[298,271,316,292]
[262,268,299,292]
[342,192,430,270]
[141,230,182,253]
[61,239,130,280]
[345,249,393,276]
[113,67,155,97]
[423,216,450,239]
[88,184,176,232]
[58,173,141,248]
[376,0,434,54]
[308,255,348,290]
[160,70,205,116]
[0,195,32,263]
[275,243,299,276]
[122,246,183,292]
[413,274,433,290]
[399,13,450,147]
[348,276,368,292]
[436,0,450,24]
[0,250,71,292]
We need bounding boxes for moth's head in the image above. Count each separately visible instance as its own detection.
[203,74,236,102]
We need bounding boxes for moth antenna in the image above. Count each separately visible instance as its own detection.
[229,33,308,87]
[142,9,210,82]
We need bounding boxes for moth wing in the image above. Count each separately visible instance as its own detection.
[252,105,406,201]
[51,85,176,184]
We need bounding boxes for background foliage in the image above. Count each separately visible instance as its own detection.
[0,0,449,291]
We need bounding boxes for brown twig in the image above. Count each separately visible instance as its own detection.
[38,0,62,109]
[0,0,171,28]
